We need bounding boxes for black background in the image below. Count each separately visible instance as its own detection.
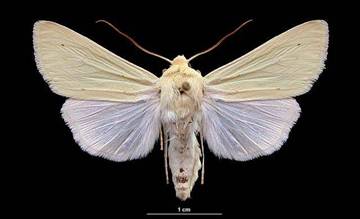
[6,1,353,218]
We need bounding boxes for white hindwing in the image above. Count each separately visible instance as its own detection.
[61,97,161,161]
[202,97,300,160]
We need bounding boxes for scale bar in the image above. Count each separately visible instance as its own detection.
[146,213,223,216]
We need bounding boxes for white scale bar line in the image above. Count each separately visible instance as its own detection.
[146,213,223,216]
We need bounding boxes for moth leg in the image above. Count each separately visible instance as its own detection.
[164,127,169,184]
[160,126,164,151]
[200,128,205,185]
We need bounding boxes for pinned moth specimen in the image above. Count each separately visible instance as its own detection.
[33,19,328,200]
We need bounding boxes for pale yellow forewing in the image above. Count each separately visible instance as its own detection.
[204,20,328,101]
[33,20,159,102]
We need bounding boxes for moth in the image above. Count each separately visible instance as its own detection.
[33,19,328,200]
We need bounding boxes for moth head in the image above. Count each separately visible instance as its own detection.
[172,55,189,66]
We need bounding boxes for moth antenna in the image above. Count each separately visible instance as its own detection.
[96,20,172,63]
[188,19,253,62]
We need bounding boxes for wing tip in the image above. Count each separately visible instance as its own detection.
[33,21,47,91]
[278,19,329,98]
[300,19,329,96]
[33,20,57,30]
[33,21,73,97]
